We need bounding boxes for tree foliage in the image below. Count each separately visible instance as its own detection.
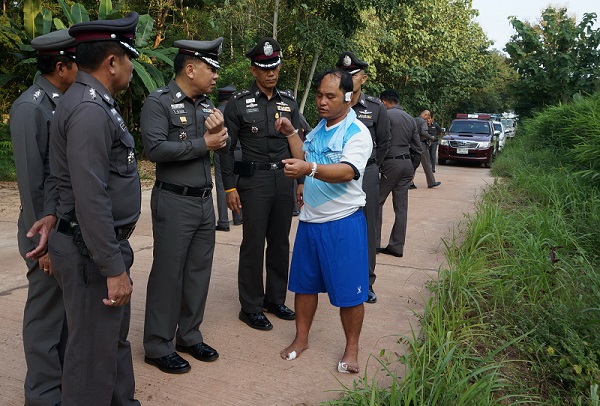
[506,7,600,117]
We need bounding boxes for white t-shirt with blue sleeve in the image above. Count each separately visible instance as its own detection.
[299,117,373,223]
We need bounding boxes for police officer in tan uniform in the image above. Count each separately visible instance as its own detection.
[10,29,77,406]
[336,51,390,304]
[220,38,300,330]
[142,38,227,374]
[48,13,141,405]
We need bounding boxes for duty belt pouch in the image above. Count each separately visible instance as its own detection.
[72,225,92,258]
[234,161,255,177]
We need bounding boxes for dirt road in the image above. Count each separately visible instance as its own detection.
[0,162,492,405]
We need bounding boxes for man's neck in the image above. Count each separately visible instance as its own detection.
[256,83,275,99]
[43,73,66,94]
[351,89,361,106]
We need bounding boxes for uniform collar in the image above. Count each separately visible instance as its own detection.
[34,75,62,103]
[168,79,207,103]
[353,91,367,108]
[76,71,115,106]
[250,82,281,100]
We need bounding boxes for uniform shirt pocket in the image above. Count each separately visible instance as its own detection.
[113,132,137,175]
[242,114,267,138]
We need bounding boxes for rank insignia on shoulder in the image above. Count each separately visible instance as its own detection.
[33,89,42,100]
[89,88,97,100]
[180,116,188,125]
[103,94,110,102]
[52,93,60,99]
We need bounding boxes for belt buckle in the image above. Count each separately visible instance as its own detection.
[270,162,278,170]
[202,188,211,198]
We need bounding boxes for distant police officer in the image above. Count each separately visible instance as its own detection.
[414,110,441,188]
[141,38,228,374]
[10,29,77,406]
[377,89,423,258]
[427,114,443,173]
[214,84,243,230]
[220,37,301,330]
[336,51,390,304]
[48,13,141,405]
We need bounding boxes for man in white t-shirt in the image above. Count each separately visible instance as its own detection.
[275,68,372,374]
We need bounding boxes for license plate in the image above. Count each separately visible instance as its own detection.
[457,147,469,154]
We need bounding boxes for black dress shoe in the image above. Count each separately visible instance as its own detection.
[239,310,273,330]
[409,184,417,189]
[380,247,403,257]
[216,224,230,231]
[145,352,191,374]
[428,181,441,188]
[263,300,296,320]
[376,247,385,254]
[367,286,377,304]
[176,342,219,362]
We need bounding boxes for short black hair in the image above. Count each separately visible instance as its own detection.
[76,41,127,71]
[314,68,353,95]
[380,89,399,104]
[37,55,75,75]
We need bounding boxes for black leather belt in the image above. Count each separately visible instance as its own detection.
[253,162,284,170]
[385,154,412,160]
[366,158,377,166]
[56,218,136,241]
[155,180,212,198]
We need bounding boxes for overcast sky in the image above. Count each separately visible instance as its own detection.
[471,0,600,52]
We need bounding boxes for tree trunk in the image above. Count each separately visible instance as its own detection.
[293,53,305,99]
[299,49,320,114]
[272,0,279,39]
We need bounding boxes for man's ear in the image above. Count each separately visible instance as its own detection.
[361,74,368,85]
[55,61,64,76]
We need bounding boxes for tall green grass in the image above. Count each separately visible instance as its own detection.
[327,92,600,405]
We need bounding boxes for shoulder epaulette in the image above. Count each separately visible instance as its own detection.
[365,94,383,105]
[26,87,45,106]
[232,89,251,100]
[82,86,104,105]
[279,89,295,100]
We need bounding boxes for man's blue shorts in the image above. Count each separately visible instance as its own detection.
[289,209,369,307]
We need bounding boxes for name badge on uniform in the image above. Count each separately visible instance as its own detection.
[251,126,258,134]
[180,116,188,125]
[246,98,255,103]
[246,108,259,113]
[276,105,291,112]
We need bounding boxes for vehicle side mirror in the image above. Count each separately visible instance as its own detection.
[494,130,501,136]
[441,127,446,133]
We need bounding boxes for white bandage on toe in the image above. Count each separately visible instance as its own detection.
[286,351,297,361]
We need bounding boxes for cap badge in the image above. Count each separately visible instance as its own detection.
[179,132,187,140]
[251,126,258,134]
[263,42,273,56]
[343,55,351,67]
[89,88,97,100]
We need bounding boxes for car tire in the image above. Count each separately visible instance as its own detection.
[438,158,446,165]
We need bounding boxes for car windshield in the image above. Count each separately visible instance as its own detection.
[493,123,502,132]
[449,121,490,134]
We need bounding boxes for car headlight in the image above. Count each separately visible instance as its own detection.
[478,141,490,148]
[441,139,450,146]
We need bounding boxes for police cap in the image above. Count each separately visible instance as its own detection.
[31,29,77,59]
[217,84,236,101]
[336,51,368,75]
[175,37,224,69]
[245,38,281,69]
[69,12,139,58]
